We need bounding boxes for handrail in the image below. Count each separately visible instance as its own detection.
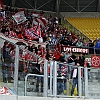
[24,74,44,96]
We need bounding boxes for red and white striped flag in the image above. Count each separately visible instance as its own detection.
[32,12,41,18]
[33,17,48,28]
[32,12,48,28]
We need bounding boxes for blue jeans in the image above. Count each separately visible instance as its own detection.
[57,82,64,95]
[68,62,75,73]
[71,78,78,96]
[35,76,43,92]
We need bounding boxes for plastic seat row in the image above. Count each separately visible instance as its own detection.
[67,18,100,41]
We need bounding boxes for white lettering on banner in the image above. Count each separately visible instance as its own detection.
[79,48,82,52]
[83,49,88,53]
[72,48,76,52]
[63,47,71,52]
[63,47,89,53]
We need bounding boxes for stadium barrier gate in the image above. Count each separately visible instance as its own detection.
[0,35,100,98]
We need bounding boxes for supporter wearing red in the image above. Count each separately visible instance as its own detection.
[37,45,46,57]
[9,28,17,38]
[10,47,15,61]
[53,48,60,61]
[71,32,77,40]
[16,30,23,39]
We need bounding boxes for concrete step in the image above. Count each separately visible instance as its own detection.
[89,93,100,97]
[1,82,14,87]
[27,91,43,96]
[17,91,43,96]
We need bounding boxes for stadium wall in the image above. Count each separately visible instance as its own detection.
[0,95,99,100]
[60,12,100,18]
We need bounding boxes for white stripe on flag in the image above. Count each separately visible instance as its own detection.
[36,18,45,28]
[40,17,47,25]
[32,19,38,25]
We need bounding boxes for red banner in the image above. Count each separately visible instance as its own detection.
[91,55,100,68]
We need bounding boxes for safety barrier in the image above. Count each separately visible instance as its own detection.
[0,34,100,99]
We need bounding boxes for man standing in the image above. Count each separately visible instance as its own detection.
[70,63,79,96]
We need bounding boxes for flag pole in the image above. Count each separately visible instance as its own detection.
[39,22,41,38]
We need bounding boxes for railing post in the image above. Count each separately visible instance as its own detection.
[24,74,28,96]
[78,67,82,98]
[53,61,57,97]
[43,59,48,97]
[84,67,89,98]
[14,45,19,95]
[50,61,53,96]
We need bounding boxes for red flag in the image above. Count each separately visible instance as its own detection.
[36,17,47,28]
[25,24,41,40]
[91,54,100,68]
[0,0,4,9]
[32,16,48,28]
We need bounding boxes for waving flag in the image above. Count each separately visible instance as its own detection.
[32,12,47,28]
[25,24,41,40]
[12,10,26,24]
[33,17,47,28]
[32,12,41,18]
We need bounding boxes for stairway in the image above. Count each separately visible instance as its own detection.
[88,68,100,98]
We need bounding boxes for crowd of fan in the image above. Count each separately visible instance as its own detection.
[0,7,100,62]
[1,6,100,96]
[0,6,100,84]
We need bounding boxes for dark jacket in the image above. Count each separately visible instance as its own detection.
[70,67,78,79]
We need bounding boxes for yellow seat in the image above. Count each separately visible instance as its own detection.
[66,18,100,41]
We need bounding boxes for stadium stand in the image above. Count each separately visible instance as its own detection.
[67,18,100,41]
[0,0,100,97]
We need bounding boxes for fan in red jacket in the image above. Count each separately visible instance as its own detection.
[53,48,61,61]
